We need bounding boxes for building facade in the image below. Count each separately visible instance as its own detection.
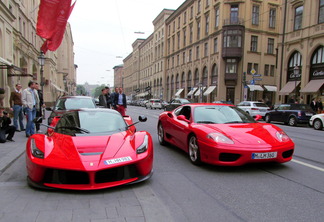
[0,0,76,107]
[277,0,324,105]
[113,64,124,88]
[120,0,324,107]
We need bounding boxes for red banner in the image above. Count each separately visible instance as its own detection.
[37,0,75,53]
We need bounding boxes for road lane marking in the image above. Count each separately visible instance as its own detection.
[292,159,324,172]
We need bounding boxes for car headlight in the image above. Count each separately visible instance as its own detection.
[207,132,234,144]
[136,135,149,154]
[30,139,44,158]
[275,131,290,142]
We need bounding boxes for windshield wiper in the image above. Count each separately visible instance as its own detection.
[196,121,216,124]
[57,126,90,133]
[224,121,243,124]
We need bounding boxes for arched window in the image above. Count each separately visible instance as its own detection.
[310,46,324,80]
[194,69,199,86]
[176,73,180,89]
[211,64,218,85]
[181,72,186,88]
[202,67,208,86]
[187,71,192,88]
[287,51,302,81]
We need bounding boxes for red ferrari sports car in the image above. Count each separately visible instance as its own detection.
[157,103,294,166]
[26,109,153,190]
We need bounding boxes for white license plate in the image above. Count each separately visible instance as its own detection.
[252,152,277,159]
[104,156,132,165]
[305,113,313,116]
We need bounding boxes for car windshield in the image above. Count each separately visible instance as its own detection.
[55,97,96,110]
[193,105,256,124]
[179,99,190,104]
[254,103,269,107]
[55,110,127,135]
[290,104,313,111]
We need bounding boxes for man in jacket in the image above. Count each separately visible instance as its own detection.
[114,87,127,116]
[34,82,45,133]
[9,83,25,132]
[22,81,39,137]
[0,107,15,143]
[98,88,108,108]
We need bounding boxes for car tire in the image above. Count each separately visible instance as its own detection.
[188,135,202,166]
[157,122,167,145]
[288,116,297,126]
[313,119,323,130]
[265,114,271,123]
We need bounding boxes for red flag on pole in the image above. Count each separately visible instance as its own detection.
[37,0,76,53]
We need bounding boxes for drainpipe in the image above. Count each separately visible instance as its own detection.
[279,0,288,102]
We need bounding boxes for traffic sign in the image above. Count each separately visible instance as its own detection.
[250,68,256,75]
[254,78,262,81]
[250,79,255,85]
[253,74,262,77]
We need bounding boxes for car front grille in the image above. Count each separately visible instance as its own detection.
[44,169,90,184]
[43,165,139,185]
[95,165,138,183]
[219,153,241,162]
[282,149,294,158]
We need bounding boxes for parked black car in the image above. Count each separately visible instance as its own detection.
[164,98,190,111]
[264,103,315,126]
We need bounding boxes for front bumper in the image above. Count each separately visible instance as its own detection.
[198,140,294,166]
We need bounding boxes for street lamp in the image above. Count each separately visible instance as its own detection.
[293,65,300,101]
[38,51,45,91]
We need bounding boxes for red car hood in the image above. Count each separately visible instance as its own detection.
[44,131,138,169]
[200,123,282,145]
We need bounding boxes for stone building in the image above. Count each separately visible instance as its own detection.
[277,0,324,105]
[119,0,324,106]
[0,0,76,107]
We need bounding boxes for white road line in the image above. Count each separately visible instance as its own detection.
[292,159,324,172]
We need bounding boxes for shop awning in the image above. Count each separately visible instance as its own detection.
[247,85,264,91]
[263,85,277,92]
[279,81,300,95]
[203,86,216,96]
[187,87,198,96]
[51,83,66,92]
[135,92,149,97]
[175,88,184,97]
[194,87,206,96]
[0,57,12,66]
[300,79,324,93]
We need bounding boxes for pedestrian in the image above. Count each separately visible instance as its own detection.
[114,87,127,116]
[9,83,25,132]
[105,87,112,108]
[111,87,119,110]
[0,107,16,143]
[22,81,39,137]
[98,88,108,108]
[299,96,304,104]
[310,98,317,112]
[34,83,45,133]
[288,96,295,103]
[317,98,323,114]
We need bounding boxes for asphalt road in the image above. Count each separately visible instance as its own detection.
[0,106,323,222]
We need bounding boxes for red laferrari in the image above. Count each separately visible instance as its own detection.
[157,103,294,166]
[26,109,153,190]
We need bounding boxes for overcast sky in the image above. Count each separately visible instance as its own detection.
[69,0,185,86]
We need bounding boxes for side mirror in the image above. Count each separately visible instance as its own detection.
[254,115,262,121]
[33,117,43,124]
[177,115,190,123]
[139,115,147,122]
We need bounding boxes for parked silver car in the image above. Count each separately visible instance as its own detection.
[237,101,270,118]
[146,99,163,109]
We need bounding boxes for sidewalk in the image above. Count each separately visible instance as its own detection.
[0,112,48,174]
